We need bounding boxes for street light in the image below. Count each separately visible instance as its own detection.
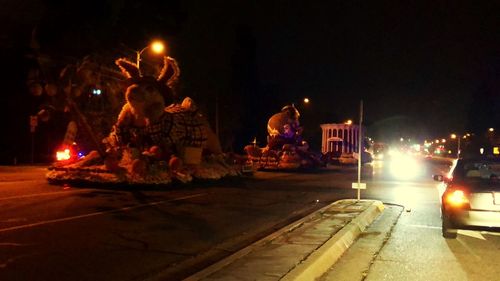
[303,97,310,104]
[451,133,460,158]
[136,40,165,72]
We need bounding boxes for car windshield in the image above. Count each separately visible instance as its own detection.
[453,159,500,190]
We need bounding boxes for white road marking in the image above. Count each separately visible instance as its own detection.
[0,193,206,233]
[457,230,486,240]
[0,218,27,223]
[406,224,494,240]
[0,180,42,185]
[0,242,29,246]
[0,190,90,201]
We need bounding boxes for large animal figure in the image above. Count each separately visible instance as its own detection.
[47,55,238,185]
[266,104,303,150]
[107,56,221,160]
[244,104,322,169]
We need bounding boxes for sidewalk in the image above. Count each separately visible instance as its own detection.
[182,199,384,281]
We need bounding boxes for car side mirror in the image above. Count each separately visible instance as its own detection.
[433,174,444,182]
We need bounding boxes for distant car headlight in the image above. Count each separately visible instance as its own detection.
[390,154,422,180]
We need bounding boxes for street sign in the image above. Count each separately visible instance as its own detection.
[352,182,367,189]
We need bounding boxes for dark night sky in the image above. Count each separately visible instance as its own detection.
[1,0,499,163]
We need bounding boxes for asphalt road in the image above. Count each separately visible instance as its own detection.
[321,158,500,281]
[1,158,498,281]
[0,164,361,281]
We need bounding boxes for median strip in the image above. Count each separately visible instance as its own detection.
[183,199,384,281]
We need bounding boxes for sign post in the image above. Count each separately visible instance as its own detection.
[353,100,364,201]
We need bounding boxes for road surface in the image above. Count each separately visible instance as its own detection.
[321,158,500,281]
[1,158,498,281]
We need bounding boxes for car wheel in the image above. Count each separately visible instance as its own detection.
[442,214,457,239]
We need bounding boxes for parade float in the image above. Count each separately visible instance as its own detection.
[243,105,324,170]
[46,55,243,185]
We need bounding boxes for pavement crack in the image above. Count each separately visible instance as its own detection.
[360,206,403,281]
[115,232,150,250]
[108,232,194,256]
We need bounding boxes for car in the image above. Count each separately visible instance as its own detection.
[434,157,500,238]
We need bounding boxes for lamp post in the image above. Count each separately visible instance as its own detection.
[136,40,165,73]
[487,128,495,142]
[451,133,460,158]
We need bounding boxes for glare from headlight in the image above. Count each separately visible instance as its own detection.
[390,154,422,180]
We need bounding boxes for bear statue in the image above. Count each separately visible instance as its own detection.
[107,56,221,158]
[47,56,238,185]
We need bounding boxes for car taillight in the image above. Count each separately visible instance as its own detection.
[55,143,84,162]
[445,188,470,208]
[56,148,72,161]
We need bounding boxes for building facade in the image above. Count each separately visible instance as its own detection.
[320,123,364,156]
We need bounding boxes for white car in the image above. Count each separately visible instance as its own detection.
[434,157,500,238]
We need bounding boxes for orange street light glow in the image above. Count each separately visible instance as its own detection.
[303,98,310,103]
[151,41,165,54]
[345,120,352,125]
[450,134,457,139]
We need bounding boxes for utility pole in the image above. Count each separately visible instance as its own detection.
[357,100,363,201]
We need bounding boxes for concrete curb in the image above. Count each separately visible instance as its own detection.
[184,200,384,281]
[183,201,340,281]
[281,200,384,281]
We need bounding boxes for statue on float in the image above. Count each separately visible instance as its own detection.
[244,104,323,169]
[47,56,241,185]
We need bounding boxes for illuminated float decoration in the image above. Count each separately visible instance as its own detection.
[244,104,323,170]
[47,56,241,185]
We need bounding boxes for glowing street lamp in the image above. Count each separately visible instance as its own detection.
[136,40,166,72]
[303,97,310,104]
[489,128,495,132]
[151,41,165,53]
[345,119,353,125]
[451,133,460,158]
